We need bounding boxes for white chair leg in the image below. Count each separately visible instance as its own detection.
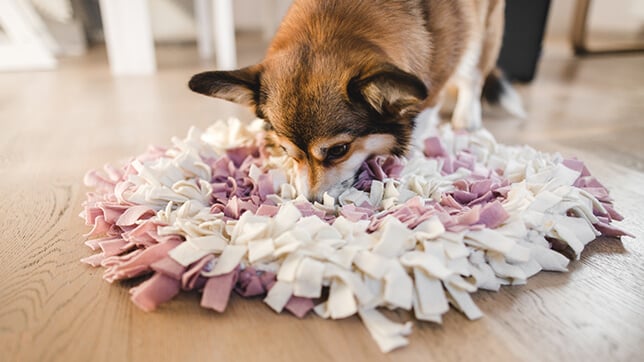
[213,0,236,70]
[99,0,156,75]
[194,0,214,59]
[0,0,57,71]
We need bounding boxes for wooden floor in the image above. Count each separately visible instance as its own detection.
[1,38,643,362]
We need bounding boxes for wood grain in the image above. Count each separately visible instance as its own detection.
[1,39,643,362]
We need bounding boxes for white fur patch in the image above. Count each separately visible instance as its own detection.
[294,166,311,200]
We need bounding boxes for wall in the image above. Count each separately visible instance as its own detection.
[148,0,292,42]
[146,0,644,42]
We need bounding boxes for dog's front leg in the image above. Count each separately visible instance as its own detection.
[451,72,483,131]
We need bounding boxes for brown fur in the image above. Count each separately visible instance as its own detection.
[189,0,505,200]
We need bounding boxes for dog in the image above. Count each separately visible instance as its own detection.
[189,0,524,201]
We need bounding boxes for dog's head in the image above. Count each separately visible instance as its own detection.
[189,52,426,201]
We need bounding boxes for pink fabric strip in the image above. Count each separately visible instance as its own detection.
[130,273,181,312]
[200,268,239,312]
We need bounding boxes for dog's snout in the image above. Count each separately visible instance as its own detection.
[292,161,357,202]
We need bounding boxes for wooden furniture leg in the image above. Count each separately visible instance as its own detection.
[571,0,644,55]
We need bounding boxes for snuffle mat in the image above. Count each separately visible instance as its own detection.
[80,118,630,352]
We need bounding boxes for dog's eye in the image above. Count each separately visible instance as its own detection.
[326,144,349,161]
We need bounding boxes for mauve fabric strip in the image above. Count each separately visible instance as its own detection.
[130,273,181,312]
[285,296,315,318]
[200,268,239,312]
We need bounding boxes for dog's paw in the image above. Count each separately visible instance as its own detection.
[451,99,482,131]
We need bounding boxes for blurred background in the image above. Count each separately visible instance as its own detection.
[1,0,643,160]
[3,0,644,74]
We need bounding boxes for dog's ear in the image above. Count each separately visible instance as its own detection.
[188,65,262,108]
[348,64,427,116]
